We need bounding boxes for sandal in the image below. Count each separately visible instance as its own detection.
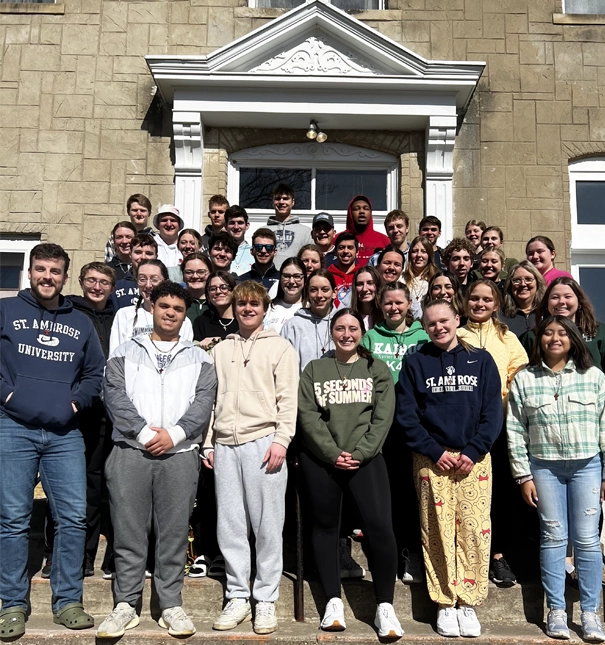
[53,603,94,630]
[0,607,26,638]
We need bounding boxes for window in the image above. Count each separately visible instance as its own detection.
[228,142,398,231]
[571,253,605,322]
[250,0,384,10]
[0,238,40,298]
[568,158,605,249]
[564,0,605,12]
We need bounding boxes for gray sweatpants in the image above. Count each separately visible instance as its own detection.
[214,434,287,602]
[105,443,199,610]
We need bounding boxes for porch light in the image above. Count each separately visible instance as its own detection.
[306,120,318,140]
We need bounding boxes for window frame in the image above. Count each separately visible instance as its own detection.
[248,0,386,9]
[227,142,399,231]
[568,158,605,250]
[0,238,40,295]
[562,0,605,13]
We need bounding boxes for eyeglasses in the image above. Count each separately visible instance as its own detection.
[511,278,535,286]
[208,284,232,294]
[183,269,209,278]
[282,273,304,282]
[137,276,163,286]
[253,244,275,253]
[83,277,112,288]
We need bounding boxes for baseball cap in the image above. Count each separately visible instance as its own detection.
[312,212,334,229]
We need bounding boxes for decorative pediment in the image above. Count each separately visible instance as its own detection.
[249,34,384,76]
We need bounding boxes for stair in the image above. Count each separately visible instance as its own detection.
[11,502,601,643]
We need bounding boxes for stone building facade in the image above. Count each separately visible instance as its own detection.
[1,0,604,305]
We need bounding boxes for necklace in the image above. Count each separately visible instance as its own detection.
[314,316,331,355]
[391,322,408,358]
[240,333,259,367]
[552,372,562,400]
[150,337,179,353]
[218,317,234,332]
[334,356,359,389]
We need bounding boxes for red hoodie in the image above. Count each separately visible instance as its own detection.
[343,195,390,267]
[328,263,356,307]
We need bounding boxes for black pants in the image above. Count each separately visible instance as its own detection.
[45,403,114,562]
[191,465,219,559]
[299,449,397,604]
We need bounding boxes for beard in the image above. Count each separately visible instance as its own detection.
[31,281,62,302]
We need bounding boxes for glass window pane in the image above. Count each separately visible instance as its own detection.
[565,0,605,13]
[0,253,23,290]
[239,168,312,209]
[316,169,387,211]
[332,0,379,9]
[255,0,304,7]
[576,181,605,224]
[579,267,605,322]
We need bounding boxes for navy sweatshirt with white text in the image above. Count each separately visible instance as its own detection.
[0,289,105,430]
[396,342,503,464]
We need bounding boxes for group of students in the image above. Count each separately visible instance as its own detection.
[1,184,605,643]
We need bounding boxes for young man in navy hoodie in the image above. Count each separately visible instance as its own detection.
[0,244,104,637]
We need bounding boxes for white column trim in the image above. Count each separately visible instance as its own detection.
[173,111,203,230]
[425,115,457,245]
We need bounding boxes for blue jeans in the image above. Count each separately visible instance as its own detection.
[530,455,603,612]
[0,414,86,613]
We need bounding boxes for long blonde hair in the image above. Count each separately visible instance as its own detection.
[465,279,509,341]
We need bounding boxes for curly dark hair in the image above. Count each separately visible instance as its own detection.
[149,281,193,309]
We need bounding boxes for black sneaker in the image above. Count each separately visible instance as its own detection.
[489,557,516,587]
[84,553,95,577]
[41,556,52,579]
[339,538,365,579]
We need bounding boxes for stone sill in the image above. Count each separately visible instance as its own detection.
[553,12,605,24]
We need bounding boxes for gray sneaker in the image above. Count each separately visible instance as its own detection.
[253,601,277,634]
[546,609,570,640]
[159,606,196,636]
[96,603,139,639]
[581,612,605,643]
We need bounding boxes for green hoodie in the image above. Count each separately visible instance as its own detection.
[298,356,395,465]
[360,320,430,382]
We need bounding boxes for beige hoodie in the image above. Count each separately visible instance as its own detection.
[206,328,299,449]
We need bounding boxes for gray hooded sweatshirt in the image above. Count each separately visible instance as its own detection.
[280,306,337,373]
[266,215,313,269]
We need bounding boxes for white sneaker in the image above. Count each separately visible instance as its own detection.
[212,598,252,631]
[159,606,196,636]
[437,605,460,637]
[96,603,139,638]
[457,605,481,638]
[374,603,404,638]
[321,597,346,631]
[254,601,277,634]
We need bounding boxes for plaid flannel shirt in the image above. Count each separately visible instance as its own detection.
[507,361,605,479]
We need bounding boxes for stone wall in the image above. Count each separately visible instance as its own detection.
[1,0,604,278]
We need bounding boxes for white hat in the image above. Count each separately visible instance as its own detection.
[153,204,184,231]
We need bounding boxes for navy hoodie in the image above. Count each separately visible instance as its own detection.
[396,342,502,464]
[0,290,105,430]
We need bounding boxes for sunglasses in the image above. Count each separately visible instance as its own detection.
[253,243,275,253]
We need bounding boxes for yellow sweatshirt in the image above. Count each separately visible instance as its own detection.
[457,318,528,400]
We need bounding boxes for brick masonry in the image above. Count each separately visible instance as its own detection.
[1,0,602,282]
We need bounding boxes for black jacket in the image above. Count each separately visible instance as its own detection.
[67,295,115,359]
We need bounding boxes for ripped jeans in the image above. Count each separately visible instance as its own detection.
[530,454,603,612]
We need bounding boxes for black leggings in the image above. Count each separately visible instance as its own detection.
[300,450,397,604]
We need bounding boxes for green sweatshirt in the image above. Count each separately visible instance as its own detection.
[298,356,395,465]
[360,320,430,382]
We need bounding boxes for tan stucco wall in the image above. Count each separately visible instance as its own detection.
[1,0,604,279]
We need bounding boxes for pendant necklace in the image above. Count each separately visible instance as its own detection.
[218,317,234,332]
[241,333,259,367]
[334,356,358,389]
[394,323,408,358]
[553,372,562,401]
[150,336,179,373]
[315,318,331,355]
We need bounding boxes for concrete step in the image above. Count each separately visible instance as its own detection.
[10,615,590,645]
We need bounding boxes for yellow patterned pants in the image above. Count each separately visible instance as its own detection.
[413,451,492,607]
